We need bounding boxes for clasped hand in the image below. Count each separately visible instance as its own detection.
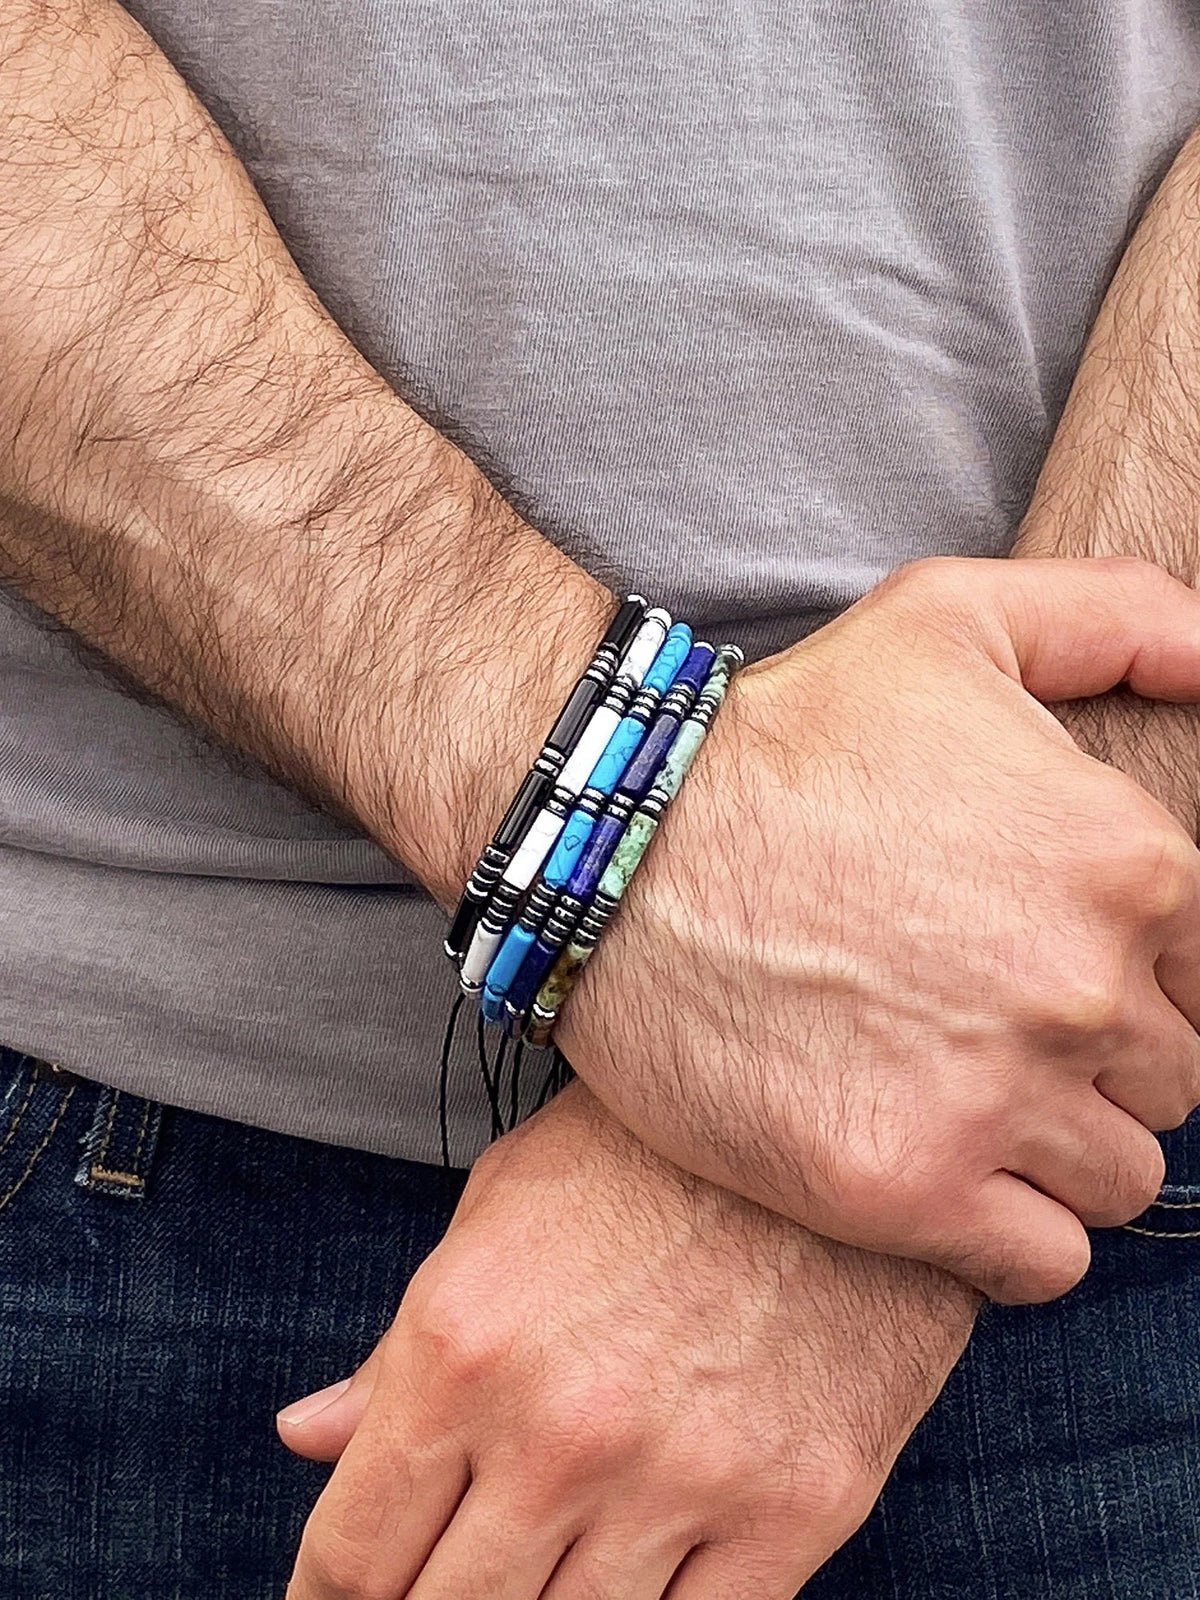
[561,554,1200,1303]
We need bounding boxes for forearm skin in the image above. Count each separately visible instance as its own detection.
[0,0,610,904]
[1014,129,1200,838]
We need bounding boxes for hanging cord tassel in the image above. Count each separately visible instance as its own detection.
[508,1040,525,1132]
[437,992,468,1168]
[475,1012,506,1142]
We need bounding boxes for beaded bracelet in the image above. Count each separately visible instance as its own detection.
[524,644,742,1047]
[458,606,672,992]
[479,621,695,1021]
[443,593,740,1065]
[495,639,718,1031]
[444,595,647,964]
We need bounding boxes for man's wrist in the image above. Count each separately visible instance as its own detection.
[323,426,615,906]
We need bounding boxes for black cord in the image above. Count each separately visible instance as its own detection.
[476,1012,506,1142]
[491,1033,510,1142]
[438,992,466,1169]
[509,1040,525,1131]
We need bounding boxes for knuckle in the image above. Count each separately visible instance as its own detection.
[529,1382,642,1482]
[1109,817,1197,921]
[739,1451,874,1549]
[1025,973,1127,1050]
[962,1214,1091,1305]
[1088,556,1158,582]
[1021,1230,1092,1304]
[292,1529,382,1600]
[403,1271,507,1390]
[1128,1062,1199,1133]
[801,1450,875,1526]
[875,556,968,611]
[1091,554,1164,587]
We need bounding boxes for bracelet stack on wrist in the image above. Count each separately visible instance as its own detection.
[444,595,742,1050]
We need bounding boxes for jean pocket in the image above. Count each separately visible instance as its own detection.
[0,1052,78,1217]
[1122,1183,1200,1239]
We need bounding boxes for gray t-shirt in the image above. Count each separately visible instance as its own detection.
[2,0,1197,1163]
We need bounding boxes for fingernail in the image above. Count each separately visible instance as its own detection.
[277,1377,352,1427]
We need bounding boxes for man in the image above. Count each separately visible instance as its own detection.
[2,0,1200,1595]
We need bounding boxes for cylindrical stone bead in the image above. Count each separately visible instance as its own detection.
[601,594,649,661]
[493,769,554,853]
[613,609,671,686]
[503,934,564,1026]
[564,812,627,903]
[502,806,570,893]
[545,674,607,757]
[555,703,624,797]
[481,921,538,1019]
[641,623,693,696]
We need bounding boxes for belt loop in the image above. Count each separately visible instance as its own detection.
[76,1085,164,1202]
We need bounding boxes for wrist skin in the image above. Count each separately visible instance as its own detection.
[0,0,611,907]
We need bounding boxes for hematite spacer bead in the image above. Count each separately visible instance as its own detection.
[543,895,584,946]
[574,786,608,819]
[658,680,697,721]
[528,1001,555,1035]
[481,880,522,935]
[518,877,558,932]
[627,683,664,724]
[576,891,618,948]
[603,675,638,715]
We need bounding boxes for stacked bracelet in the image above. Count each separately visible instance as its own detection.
[525,644,741,1045]
[444,598,741,1053]
[478,620,694,1021]
[444,595,648,964]
[458,605,672,991]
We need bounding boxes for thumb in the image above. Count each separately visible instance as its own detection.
[974,555,1200,703]
[276,1342,384,1462]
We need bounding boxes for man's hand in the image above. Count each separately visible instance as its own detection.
[559,553,1200,1303]
[277,1083,977,1600]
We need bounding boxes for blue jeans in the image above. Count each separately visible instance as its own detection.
[0,1044,1197,1599]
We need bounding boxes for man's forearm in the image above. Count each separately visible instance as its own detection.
[1013,128,1200,837]
[1017,127,1200,582]
[0,0,610,903]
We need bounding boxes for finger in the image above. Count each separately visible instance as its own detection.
[277,1344,385,1462]
[1011,1096,1165,1228]
[974,556,1200,702]
[537,1524,696,1599]
[662,1542,810,1600]
[286,1421,469,1600]
[1095,994,1200,1132]
[404,1479,571,1600]
[923,1170,1092,1304]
